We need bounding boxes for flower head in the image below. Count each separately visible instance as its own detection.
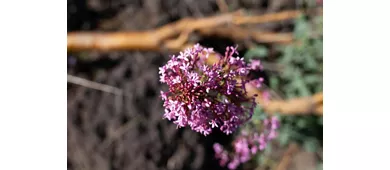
[159,44,258,136]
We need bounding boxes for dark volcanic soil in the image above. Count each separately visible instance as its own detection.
[67,51,231,170]
[67,0,298,170]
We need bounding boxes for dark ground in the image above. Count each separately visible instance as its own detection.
[67,1,304,170]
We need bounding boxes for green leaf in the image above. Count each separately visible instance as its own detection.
[281,65,294,79]
[256,155,264,164]
[303,54,318,70]
[264,143,272,154]
[315,84,323,92]
[294,16,310,40]
[252,106,266,121]
[313,16,323,34]
[296,39,310,56]
[290,129,305,140]
[318,117,323,125]
[279,46,294,64]
[297,118,307,129]
[285,87,297,99]
[303,138,318,153]
[244,46,268,59]
[314,40,323,59]
[269,76,279,89]
[317,163,323,170]
[292,71,310,97]
[306,0,317,8]
[304,74,320,85]
[284,116,295,124]
[278,128,291,146]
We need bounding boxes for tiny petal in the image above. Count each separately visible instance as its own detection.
[160,91,167,101]
[251,146,258,154]
[213,143,223,154]
[249,59,263,70]
[210,120,218,128]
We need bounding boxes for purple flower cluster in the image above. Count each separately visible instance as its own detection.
[214,116,280,170]
[159,44,258,136]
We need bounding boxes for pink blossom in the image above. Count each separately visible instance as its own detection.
[159,44,259,136]
[249,59,263,70]
[213,116,280,169]
[251,77,264,88]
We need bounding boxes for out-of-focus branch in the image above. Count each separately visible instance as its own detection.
[275,143,300,170]
[67,32,161,51]
[233,10,300,25]
[234,8,322,25]
[67,74,123,96]
[67,8,321,52]
[197,26,293,44]
[216,0,229,13]
[246,79,323,115]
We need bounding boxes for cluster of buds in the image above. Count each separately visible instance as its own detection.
[159,44,261,136]
[214,116,280,170]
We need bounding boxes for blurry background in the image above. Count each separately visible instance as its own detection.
[67,0,322,170]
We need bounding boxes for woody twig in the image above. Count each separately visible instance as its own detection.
[67,8,321,52]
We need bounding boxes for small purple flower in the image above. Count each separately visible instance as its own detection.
[228,157,240,170]
[251,146,258,154]
[251,77,264,88]
[219,152,229,166]
[213,117,280,169]
[257,134,267,151]
[267,130,278,140]
[214,143,229,166]
[213,143,223,154]
[249,59,263,70]
[271,116,280,130]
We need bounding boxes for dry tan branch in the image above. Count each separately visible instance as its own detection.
[67,8,321,52]
[275,143,300,170]
[233,10,300,25]
[234,8,323,25]
[198,26,293,44]
[216,0,229,13]
[67,29,290,52]
[246,81,323,115]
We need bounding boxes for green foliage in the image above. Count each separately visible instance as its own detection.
[317,163,323,170]
[244,13,323,168]
[273,14,323,153]
[244,45,268,59]
[296,0,319,8]
[277,15,323,98]
[251,105,267,122]
[303,137,319,153]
